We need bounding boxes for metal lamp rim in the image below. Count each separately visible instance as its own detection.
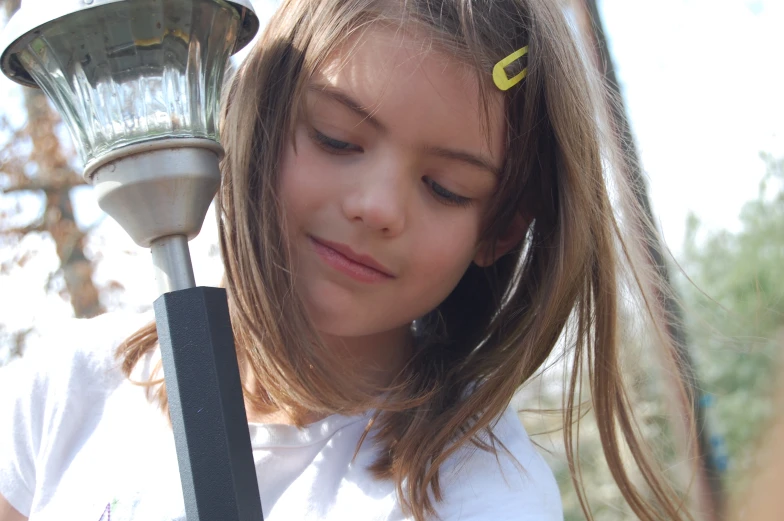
[83,137,225,181]
[0,0,259,88]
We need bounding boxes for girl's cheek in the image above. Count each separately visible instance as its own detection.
[284,132,322,185]
[418,221,478,268]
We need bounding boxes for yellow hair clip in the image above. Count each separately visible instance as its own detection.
[493,46,529,91]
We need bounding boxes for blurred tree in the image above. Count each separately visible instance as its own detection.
[523,304,687,521]
[0,0,104,358]
[532,155,784,520]
[680,153,784,497]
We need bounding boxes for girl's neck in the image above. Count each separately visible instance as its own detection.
[245,326,414,426]
[322,325,414,386]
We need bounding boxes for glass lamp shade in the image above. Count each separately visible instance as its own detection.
[4,0,245,167]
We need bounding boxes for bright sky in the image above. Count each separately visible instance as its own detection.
[1,0,783,346]
[601,0,784,250]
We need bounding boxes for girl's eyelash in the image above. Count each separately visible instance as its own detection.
[308,128,472,208]
[310,128,362,154]
[424,177,473,208]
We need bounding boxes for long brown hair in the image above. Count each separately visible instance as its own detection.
[118,1,694,519]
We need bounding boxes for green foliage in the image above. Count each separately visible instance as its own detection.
[522,155,784,520]
[679,153,784,493]
[523,336,685,520]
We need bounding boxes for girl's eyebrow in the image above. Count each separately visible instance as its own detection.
[307,82,499,177]
[421,145,500,177]
[308,82,384,130]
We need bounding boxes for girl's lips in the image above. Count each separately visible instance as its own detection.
[309,236,394,283]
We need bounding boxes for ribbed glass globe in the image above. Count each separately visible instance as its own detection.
[12,0,240,165]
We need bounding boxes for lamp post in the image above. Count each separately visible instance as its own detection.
[0,1,264,519]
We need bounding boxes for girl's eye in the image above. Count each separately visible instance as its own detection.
[310,128,363,154]
[423,177,473,208]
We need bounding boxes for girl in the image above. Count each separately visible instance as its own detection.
[0,0,694,520]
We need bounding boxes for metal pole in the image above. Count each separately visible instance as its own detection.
[576,1,724,519]
[148,231,263,520]
[148,226,264,521]
[151,235,197,294]
[154,286,264,521]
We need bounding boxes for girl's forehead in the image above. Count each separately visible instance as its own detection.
[317,24,474,95]
[310,25,505,163]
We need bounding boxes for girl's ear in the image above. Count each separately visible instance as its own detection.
[473,211,531,267]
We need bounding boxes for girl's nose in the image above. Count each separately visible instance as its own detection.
[341,156,409,236]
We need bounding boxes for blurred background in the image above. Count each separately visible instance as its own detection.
[0,0,781,519]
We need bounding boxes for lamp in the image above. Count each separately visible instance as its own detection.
[1,1,264,519]
[1,0,259,292]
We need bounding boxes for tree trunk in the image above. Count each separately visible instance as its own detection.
[22,90,104,318]
[3,0,105,318]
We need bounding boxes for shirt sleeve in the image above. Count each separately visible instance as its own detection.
[0,312,149,517]
[434,406,563,521]
[0,342,50,516]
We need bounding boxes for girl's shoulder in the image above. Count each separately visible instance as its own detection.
[0,310,155,426]
[436,405,563,520]
[0,311,156,517]
[0,310,156,451]
[2,311,153,393]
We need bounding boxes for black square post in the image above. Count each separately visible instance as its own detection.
[154,286,263,521]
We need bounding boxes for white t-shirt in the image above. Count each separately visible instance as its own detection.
[0,313,562,520]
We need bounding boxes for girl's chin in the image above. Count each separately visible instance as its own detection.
[305,306,409,340]
[310,317,388,339]
[299,287,416,339]
[304,305,372,337]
